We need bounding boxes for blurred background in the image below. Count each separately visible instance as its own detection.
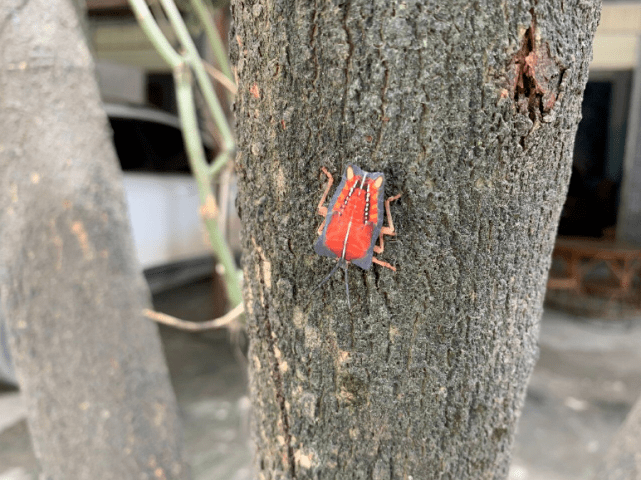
[1,1,641,479]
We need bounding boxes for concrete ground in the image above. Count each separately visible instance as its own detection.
[509,309,641,480]
[1,277,640,479]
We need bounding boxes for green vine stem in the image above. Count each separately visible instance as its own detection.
[189,0,233,82]
[129,0,181,68]
[128,0,242,309]
[158,0,234,155]
[174,64,243,306]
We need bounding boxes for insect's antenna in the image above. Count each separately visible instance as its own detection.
[343,260,351,310]
[310,260,342,297]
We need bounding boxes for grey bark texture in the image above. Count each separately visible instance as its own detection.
[596,396,641,480]
[231,0,600,478]
[0,1,189,479]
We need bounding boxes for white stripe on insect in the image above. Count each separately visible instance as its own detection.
[359,172,368,189]
[341,220,353,261]
[365,182,370,223]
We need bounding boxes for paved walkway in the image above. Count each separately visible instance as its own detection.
[1,279,640,479]
[510,310,641,480]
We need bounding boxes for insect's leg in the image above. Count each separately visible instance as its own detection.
[372,257,397,272]
[373,232,385,254]
[316,167,334,218]
[372,193,401,269]
[316,218,327,236]
[373,193,401,254]
[382,193,402,235]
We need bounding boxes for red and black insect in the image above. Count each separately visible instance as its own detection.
[313,164,401,308]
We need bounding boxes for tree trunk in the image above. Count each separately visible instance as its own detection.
[231,0,600,478]
[0,1,189,479]
[596,396,641,480]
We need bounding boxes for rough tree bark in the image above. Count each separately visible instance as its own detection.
[232,0,600,478]
[0,1,189,479]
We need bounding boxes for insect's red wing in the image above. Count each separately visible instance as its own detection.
[314,165,386,271]
[324,215,374,261]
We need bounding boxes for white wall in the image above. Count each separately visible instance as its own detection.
[122,174,210,269]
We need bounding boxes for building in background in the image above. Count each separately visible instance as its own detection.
[561,2,641,244]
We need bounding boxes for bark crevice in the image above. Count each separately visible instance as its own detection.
[511,7,567,147]
[340,1,355,125]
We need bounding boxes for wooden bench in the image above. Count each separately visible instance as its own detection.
[547,236,641,308]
